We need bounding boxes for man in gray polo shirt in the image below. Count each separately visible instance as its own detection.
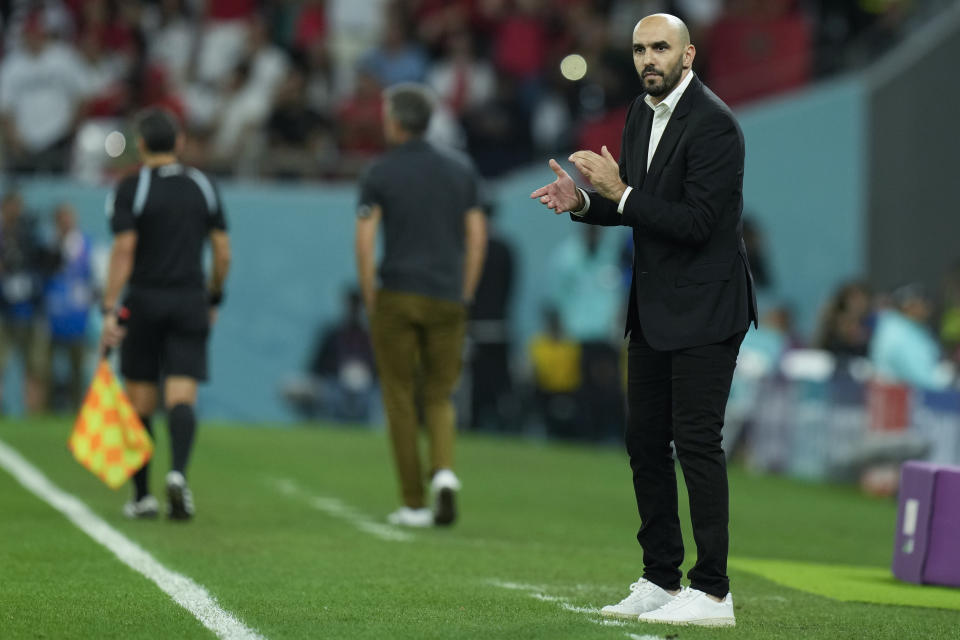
[355,83,487,527]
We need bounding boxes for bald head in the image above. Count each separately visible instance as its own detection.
[634,14,690,47]
[631,13,695,102]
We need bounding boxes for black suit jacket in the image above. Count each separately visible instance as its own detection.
[573,75,758,351]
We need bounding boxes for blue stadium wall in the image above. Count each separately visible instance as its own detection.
[10,76,868,422]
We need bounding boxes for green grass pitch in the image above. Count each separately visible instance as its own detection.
[1,418,958,639]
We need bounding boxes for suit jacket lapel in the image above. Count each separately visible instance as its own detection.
[636,106,653,187]
[645,76,700,186]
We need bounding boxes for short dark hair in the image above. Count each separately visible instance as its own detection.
[136,108,179,153]
[384,84,433,136]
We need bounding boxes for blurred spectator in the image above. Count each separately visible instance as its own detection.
[740,304,800,374]
[326,0,389,97]
[336,68,385,175]
[705,0,812,106]
[78,26,129,117]
[137,58,187,123]
[301,40,337,117]
[870,284,951,391]
[468,205,517,432]
[143,0,197,89]
[547,225,624,440]
[3,0,75,52]
[412,0,484,54]
[209,16,289,172]
[290,0,327,53]
[424,100,467,151]
[939,261,960,363]
[193,0,258,86]
[528,306,581,439]
[44,203,93,412]
[0,192,49,413]
[360,17,428,88]
[281,288,377,422]
[530,74,572,153]
[0,12,89,173]
[548,225,621,343]
[576,104,629,159]
[76,0,136,62]
[813,280,873,358]
[491,0,547,110]
[568,8,635,117]
[264,61,332,179]
[427,31,496,118]
[462,76,531,177]
[491,0,547,80]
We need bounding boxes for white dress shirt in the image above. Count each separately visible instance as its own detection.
[573,70,696,216]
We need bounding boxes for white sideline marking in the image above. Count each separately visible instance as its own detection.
[0,439,264,640]
[488,579,606,621]
[561,603,600,615]
[490,579,667,639]
[270,477,413,543]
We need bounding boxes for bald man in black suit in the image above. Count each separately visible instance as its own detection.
[531,13,757,627]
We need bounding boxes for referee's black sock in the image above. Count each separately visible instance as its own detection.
[169,404,196,476]
[132,416,154,501]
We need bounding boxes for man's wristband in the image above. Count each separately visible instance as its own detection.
[208,290,224,306]
[101,305,115,316]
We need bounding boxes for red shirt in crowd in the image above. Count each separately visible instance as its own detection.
[206,0,258,21]
[493,14,546,78]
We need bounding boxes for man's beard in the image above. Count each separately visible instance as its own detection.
[642,57,684,97]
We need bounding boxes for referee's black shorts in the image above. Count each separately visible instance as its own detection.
[120,287,210,382]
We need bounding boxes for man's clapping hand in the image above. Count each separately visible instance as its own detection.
[569,145,626,202]
[530,159,584,214]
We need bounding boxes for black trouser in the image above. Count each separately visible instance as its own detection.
[626,328,744,599]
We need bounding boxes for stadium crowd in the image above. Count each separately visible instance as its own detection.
[0,0,951,439]
[0,0,920,180]
[0,191,96,414]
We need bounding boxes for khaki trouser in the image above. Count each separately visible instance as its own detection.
[371,290,466,508]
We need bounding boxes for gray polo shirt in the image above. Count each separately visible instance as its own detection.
[357,139,480,302]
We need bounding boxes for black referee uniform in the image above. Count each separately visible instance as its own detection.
[108,160,227,520]
[109,163,226,381]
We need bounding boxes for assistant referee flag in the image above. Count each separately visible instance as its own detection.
[69,361,153,489]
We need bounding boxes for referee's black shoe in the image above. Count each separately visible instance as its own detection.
[123,495,159,519]
[165,471,195,520]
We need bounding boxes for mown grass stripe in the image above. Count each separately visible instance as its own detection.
[0,438,266,640]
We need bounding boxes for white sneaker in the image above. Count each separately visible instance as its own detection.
[600,579,677,620]
[386,507,433,528]
[638,587,736,627]
[122,495,159,519]
[430,469,461,526]
[165,471,195,521]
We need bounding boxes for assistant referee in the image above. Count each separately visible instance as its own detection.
[100,108,231,521]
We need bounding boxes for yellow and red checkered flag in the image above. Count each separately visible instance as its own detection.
[68,360,153,489]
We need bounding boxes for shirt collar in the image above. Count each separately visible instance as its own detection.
[644,70,695,114]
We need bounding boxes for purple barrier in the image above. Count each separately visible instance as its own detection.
[893,461,960,587]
